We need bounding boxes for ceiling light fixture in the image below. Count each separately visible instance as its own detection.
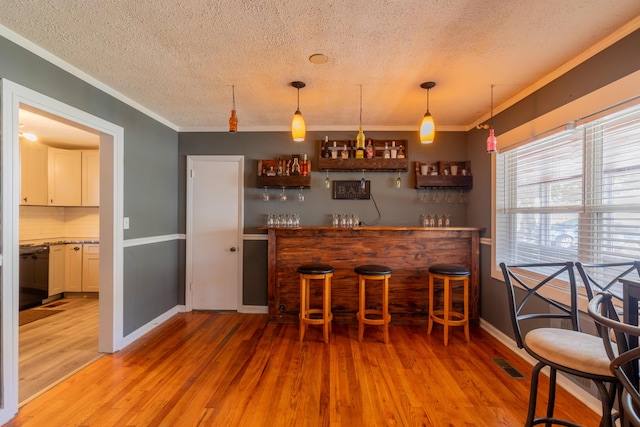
[291,81,306,142]
[419,81,436,144]
[356,84,365,155]
[486,84,497,153]
[18,124,37,141]
[229,84,238,133]
[19,131,38,141]
[309,54,328,64]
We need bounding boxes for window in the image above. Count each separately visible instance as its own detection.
[496,103,640,296]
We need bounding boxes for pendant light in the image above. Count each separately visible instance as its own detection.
[291,81,306,142]
[229,85,238,133]
[356,84,366,150]
[486,84,497,153]
[419,82,436,144]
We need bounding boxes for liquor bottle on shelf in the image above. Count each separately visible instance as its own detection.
[383,142,390,159]
[341,144,349,159]
[365,139,374,158]
[397,144,405,158]
[390,141,397,159]
[331,141,338,159]
[291,157,300,175]
[301,154,309,176]
[323,136,330,158]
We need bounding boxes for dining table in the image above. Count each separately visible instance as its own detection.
[621,278,640,350]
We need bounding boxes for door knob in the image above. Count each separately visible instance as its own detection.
[230,247,237,252]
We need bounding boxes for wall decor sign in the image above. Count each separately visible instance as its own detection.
[333,180,371,200]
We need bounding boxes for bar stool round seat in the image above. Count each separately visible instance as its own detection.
[428,263,470,346]
[298,263,334,343]
[355,264,392,344]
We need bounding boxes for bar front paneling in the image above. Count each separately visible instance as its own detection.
[267,227,482,326]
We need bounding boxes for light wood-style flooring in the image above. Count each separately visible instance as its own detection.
[7,312,600,426]
[19,296,100,404]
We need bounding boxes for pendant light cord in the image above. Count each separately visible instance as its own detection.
[490,84,494,128]
[232,85,236,110]
[359,84,363,126]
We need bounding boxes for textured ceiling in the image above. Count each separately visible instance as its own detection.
[2,0,640,135]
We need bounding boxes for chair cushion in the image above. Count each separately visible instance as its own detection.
[429,263,470,276]
[297,263,334,275]
[354,265,392,276]
[525,328,614,377]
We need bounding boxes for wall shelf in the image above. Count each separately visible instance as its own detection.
[414,161,472,189]
[257,175,310,189]
[317,139,408,172]
[257,158,311,188]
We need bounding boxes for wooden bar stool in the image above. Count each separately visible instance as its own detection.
[355,264,393,344]
[297,263,334,343]
[428,263,470,345]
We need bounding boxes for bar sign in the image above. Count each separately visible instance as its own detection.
[333,180,371,200]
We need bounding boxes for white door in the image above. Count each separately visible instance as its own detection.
[187,156,244,311]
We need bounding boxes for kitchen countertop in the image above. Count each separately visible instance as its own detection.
[19,239,100,246]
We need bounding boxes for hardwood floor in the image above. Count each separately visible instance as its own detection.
[7,312,601,426]
[18,296,100,404]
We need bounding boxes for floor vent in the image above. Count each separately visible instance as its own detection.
[492,358,525,379]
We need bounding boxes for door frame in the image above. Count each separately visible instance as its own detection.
[1,79,124,422]
[185,155,244,312]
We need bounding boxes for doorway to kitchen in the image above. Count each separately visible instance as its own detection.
[18,106,101,404]
[1,79,125,421]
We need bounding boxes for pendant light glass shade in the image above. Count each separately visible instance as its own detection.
[486,84,497,153]
[229,85,238,133]
[486,129,497,153]
[419,82,436,144]
[291,81,306,142]
[291,110,305,142]
[420,112,435,144]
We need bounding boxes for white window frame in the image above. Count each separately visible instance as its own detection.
[490,70,640,308]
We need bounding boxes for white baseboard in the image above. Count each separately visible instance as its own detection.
[479,319,603,417]
[120,305,186,349]
[240,305,268,314]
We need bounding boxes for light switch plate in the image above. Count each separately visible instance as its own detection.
[123,217,130,229]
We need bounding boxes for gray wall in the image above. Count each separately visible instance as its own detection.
[179,130,470,305]
[468,28,640,337]
[0,36,181,334]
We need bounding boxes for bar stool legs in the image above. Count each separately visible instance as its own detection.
[355,265,393,344]
[298,263,334,343]
[428,264,470,346]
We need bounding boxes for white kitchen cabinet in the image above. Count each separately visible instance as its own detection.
[65,244,83,292]
[48,147,82,206]
[20,140,48,205]
[82,244,100,292]
[82,150,100,206]
[48,245,65,296]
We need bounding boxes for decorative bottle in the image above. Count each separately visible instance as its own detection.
[229,110,238,133]
[365,139,374,158]
[383,142,390,159]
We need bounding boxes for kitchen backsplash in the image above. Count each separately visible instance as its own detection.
[20,206,99,242]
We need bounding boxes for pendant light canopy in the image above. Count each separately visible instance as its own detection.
[356,84,366,149]
[419,81,436,144]
[229,84,238,133]
[486,84,497,153]
[291,81,306,142]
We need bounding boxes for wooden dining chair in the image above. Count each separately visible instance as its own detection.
[500,261,617,427]
[588,292,640,426]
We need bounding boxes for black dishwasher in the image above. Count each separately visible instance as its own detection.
[19,245,49,310]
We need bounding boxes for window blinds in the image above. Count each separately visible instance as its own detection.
[496,103,640,294]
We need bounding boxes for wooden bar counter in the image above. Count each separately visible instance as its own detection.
[267,226,483,326]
